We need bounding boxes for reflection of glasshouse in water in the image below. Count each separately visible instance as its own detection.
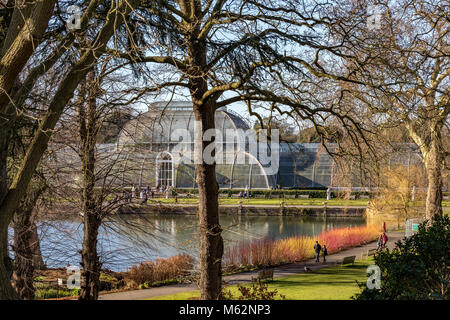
[54,101,447,190]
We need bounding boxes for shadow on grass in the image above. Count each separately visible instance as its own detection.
[255,262,370,288]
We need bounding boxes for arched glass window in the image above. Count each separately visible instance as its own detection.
[156,152,174,188]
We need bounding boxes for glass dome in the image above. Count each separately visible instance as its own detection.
[116,101,276,189]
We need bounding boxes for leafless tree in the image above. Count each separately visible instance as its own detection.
[0,0,141,299]
[326,0,449,219]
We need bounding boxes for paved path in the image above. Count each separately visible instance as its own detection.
[99,231,404,300]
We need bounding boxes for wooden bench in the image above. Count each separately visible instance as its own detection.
[348,195,356,200]
[360,195,370,199]
[361,248,377,260]
[337,255,356,269]
[285,195,296,199]
[298,194,309,199]
[251,268,274,282]
[218,193,229,198]
[443,196,449,201]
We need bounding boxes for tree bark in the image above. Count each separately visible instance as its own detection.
[0,0,56,110]
[78,70,101,300]
[0,215,16,299]
[0,134,17,299]
[29,222,45,270]
[12,209,36,300]
[11,180,47,299]
[185,5,224,297]
[79,212,101,300]
[423,139,444,220]
[193,102,223,300]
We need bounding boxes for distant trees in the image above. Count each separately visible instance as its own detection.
[253,117,297,143]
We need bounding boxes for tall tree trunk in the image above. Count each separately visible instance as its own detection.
[0,215,16,299]
[12,182,47,299]
[79,152,101,300]
[79,212,101,300]
[193,100,223,300]
[12,209,35,300]
[29,222,45,270]
[78,70,101,300]
[186,5,224,295]
[0,135,17,299]
[407,122,444,220]
[423,139,443,220]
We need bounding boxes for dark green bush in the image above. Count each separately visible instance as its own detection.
[354,215,449,300]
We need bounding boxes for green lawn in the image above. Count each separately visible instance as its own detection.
[149,197,450,207]
[151,198,370,206]
[149,259,374,300]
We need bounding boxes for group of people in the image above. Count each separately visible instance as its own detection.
[312,230,388,265]
[125,185,155,203]
[238,186,250,199]
[314,241,328,263]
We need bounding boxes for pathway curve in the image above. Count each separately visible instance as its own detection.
[99,231,404,300]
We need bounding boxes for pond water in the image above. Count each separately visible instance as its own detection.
[35,214,366,271]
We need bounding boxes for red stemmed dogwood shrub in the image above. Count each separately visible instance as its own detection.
[223,225,379,270]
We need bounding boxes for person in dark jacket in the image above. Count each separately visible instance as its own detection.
[376,233,383,251]
[322,244,328,263]
[314,241,322,263]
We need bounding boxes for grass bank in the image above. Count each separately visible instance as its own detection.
[151,198,370,206]
[147,198,450,207]
[149,259,374,300]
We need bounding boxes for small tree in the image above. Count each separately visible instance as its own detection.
[368,165,427,229]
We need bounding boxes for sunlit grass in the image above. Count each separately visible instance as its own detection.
[147,198,450,207]
[148,259,374,300]
[150,198,370,206]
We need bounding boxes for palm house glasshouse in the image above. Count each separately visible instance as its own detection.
[47,100,439,191]
[109,101,432,190]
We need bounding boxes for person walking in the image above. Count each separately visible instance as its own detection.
[322,244,328,263]
[142,191,148,204]
[131,185,136,198]
[314,241,322,263]
[382,232,388,249]
[376,233,383,251]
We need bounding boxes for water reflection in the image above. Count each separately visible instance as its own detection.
[37,214,365,271]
